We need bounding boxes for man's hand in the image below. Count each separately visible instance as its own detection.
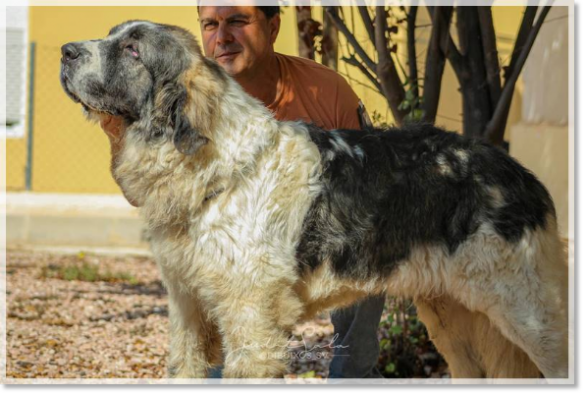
[99,114,126,146]
[97,114,139,207]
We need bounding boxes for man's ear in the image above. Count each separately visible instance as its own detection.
[172,90,209,156]
[269,14,281,45]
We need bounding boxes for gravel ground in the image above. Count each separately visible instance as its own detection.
[5,249,334,380]
[5,248,447,381]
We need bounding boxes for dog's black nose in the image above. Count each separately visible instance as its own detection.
[61,43,81,63]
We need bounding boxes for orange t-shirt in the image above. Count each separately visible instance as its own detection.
[267,53,362,131]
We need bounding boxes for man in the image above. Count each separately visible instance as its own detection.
[100,5,384,378]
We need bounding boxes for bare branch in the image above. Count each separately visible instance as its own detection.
[374,6,407,124]
[485,6,552,145]
[342,55,383,92]
[478,6,502,111]
[458,7,494,137]
[456,7,469,56]
[505,6,538,82]
[322,6,339,70]
[426,6,464,76]
[358,6,376,45]
[422,6,452,123]
[407,6,419,101]
[374,6,390,64]
[325,6,377,73]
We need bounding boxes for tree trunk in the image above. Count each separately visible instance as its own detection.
[296,6,317,60]
[374,7,408,124]
[322,6,339,70]
[422,6,452,124]
[407,6,420,102]
[455,7,493,137]
[460,78,492,138]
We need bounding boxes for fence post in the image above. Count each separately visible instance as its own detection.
[25,41,36,191]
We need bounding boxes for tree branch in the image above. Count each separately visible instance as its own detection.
[456,7,469,56]
[478,6,502,111]
[407,6,420,101]
[357,6,376,45]
[322,6,339,70]
[485,6,552,145]
[505,6,538,82]
[374,6,390,64]
[374,6,407,124]
[325,6,377,73]
[342,55,383,92]
[427,6,464,76]
[422,6,453,123]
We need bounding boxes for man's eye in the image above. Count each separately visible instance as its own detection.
[230,20,246,27]
[203,22,218,31]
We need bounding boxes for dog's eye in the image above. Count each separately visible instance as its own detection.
[125,44,139,58]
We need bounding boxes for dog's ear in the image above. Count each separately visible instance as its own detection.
[171,90,209,155]
[151,58,225,155]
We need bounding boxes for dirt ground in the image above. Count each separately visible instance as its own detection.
[5,248,447,381]
[4,249,336,380]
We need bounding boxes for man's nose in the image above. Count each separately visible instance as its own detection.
[61,42,81,63]
[216,23,233,45]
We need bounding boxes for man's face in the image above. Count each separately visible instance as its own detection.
[199,6,280,80]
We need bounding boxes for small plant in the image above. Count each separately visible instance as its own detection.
[377,297,447,378]
[40,252,137,284]
[370,110,392,129]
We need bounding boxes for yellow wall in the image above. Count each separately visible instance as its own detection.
[7,6,526,194]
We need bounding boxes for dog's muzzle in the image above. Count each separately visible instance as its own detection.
[61,42,82,63]
[60,42,84,103]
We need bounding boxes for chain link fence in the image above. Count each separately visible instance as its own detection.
[6,42,119,194]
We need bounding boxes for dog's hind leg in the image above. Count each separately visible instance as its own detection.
[481,299,567,379]
[416,296,541,378]
[460,226,568,379]
[415,297,485,378]
[167,288,217,378]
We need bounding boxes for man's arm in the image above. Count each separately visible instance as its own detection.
[357,100,373,130]
[332,73,368,131]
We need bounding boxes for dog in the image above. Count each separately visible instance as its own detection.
[60,20,568,379]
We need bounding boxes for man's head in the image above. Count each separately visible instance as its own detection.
[198,6,281,81]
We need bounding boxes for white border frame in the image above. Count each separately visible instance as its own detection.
[0,0,577,389]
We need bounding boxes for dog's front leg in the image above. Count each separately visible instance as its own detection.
[219,307,290,378]
[212,282,300,379]
[167,288,219,378]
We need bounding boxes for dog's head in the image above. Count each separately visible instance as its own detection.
[60,20,226,155]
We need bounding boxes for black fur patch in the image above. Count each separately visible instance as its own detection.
[295,123,555,278]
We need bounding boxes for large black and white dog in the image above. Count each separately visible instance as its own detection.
[60,20,568,379]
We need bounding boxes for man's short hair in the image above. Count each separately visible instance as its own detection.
[258,6,280,19]
[197,5,280,20]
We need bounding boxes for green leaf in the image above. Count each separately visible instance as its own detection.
[391,325,403,335]
[385,363,396,373]
[299,370,316,378]
[412,109,424,121]
[405,90,415,102]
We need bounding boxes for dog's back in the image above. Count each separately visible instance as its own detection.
[297,123,555,277]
